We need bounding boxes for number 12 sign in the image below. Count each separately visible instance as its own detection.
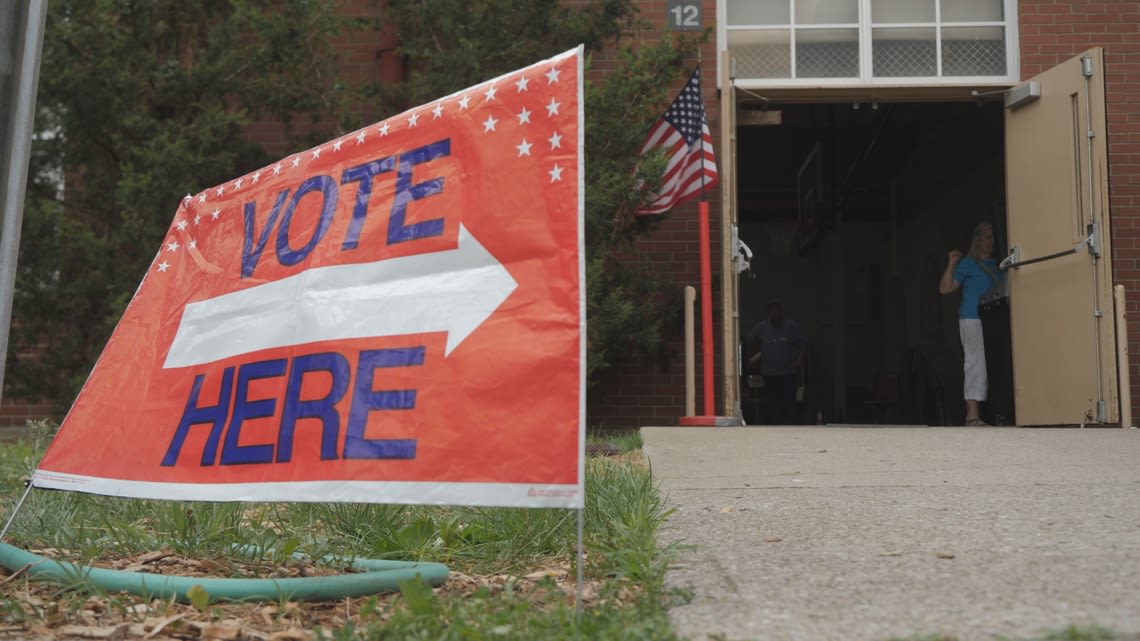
[667,1,702,31]
[32,47,586,510]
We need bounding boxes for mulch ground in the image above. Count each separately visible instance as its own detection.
[1,549,623,641]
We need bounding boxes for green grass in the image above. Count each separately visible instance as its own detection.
[588,429,643,452]
[0,422,686,640]
[887,628,1140,641]
[1042,627,1140,641]
[322,576,684,641]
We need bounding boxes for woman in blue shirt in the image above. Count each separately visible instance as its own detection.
[939,221,1002,426]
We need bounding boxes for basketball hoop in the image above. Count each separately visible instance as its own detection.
[795,217,821,255]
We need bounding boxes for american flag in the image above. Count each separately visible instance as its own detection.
[635,65,719,215]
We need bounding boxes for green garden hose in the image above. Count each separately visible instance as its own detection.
[0,542,449,603]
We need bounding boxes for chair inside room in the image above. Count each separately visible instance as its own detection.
[864,372,904,424]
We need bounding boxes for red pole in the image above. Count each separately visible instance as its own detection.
[698,200,715,416]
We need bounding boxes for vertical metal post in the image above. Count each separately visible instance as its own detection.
[1114,285,1133,428]
[0,480,33,540]
[1080,54,1107,422]
[684,285,696,416]
[0,0,49,406]
[831,210,846,421]
[719,54,740,419]
[575,507,584,615]
[698,200,715,416]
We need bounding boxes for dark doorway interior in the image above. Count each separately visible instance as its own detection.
[736,100,1009,425]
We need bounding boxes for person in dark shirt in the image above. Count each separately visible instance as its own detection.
[747,299,807,425]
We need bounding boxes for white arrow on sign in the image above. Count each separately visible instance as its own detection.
[163,223,518,368]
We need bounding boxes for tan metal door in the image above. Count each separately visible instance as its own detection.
[719,52,741,418]
[1004,48,1117,426]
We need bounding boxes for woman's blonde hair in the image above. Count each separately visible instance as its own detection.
[967,221,994,261]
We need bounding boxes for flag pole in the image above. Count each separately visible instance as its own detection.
[695,52,715,418]
[698,199,714,417]
[635,53,739,426]
[677,55,742,427]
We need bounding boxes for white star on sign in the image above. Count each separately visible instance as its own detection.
[549,164,564,182]
[273,163,283,175]
[189,239,197,250]
[516,139,533,157]
[546,67,561,84]
[483,115,498,132]
[484,85,497,102]
[379,122,390,136]
[311,147,322,159]
[291,156,301,168]
[432,104,444,119]
[252,170,261,183]
[234,178,244,189]
[548,131,563,149]
[408,112,420,127]
[516,76,529,92]
[459,95,470,109]
[176,219,188,231]
[158,261,170,273]
[211,209,220,220]
[333,139,343,151]
[166,240,180,252]
[546,99,560,117]
[517,107,531,125]
[197,193,207,204]
[215,186,225,197]
[356,131,366,144]
[194,215,201,226]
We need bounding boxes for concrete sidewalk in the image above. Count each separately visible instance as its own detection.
[641,425,1140,641]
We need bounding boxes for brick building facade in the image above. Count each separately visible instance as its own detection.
[591,0,1140,429]
[5,0,1138,429]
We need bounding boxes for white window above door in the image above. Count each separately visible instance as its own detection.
[721,0,1018,84]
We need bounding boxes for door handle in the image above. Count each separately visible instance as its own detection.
[999,221,1101,271]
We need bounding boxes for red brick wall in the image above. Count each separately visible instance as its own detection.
[10,2,1136,431]
[0,0,734,431]
[586,0,726,428]
[0,2,393,430]
[0,332,60,426]
[243,0,390,158]
[277,0,725,429]
[0,398,54,427]
[595,0,1140,428]
[1019,0,1140,424]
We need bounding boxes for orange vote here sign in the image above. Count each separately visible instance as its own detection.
[32,48,586,509]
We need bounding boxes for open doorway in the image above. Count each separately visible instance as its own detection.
[735,100,1009,426]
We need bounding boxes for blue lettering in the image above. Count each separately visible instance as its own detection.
[276,175,338,267]
[343,347,424,459]
[161,349,425,467]
[220,358,287,465]
[239,138,454,276]
[241,190,289,278]
[388,139,449,245]
[277,352,350,462]
[162,367,235,466]
[340,157,396,250]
